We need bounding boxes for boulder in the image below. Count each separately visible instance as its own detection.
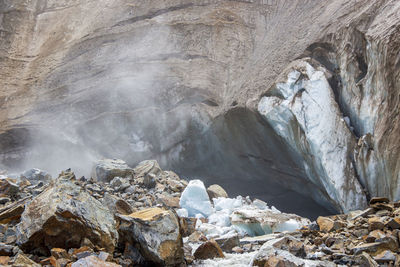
[193,240,224,260]
[71,255,121,267]
[215,235,240,252]
[369,197,389,205]
[133,160,162,188]
[118,207,184,266]
[207,184,228,200]
[12,252,41,267]
[102,193,134,215]
[92,159,133,182]
[0,178,19,197]
[316,216,343,232]
[374,250,397,263]
[20,168,51,186]
[16,171,117,254]
[0,197,29,224]
[368,217,384,231]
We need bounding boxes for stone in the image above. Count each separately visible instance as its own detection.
[158,195,180,208]
[207,184,228,200]
[133,160,162,189]
[20,168,51,186]
[71,255,121,267]
[193,240,224,260]
[0,197,10,205]
[180,217,197,237]
[40,256,60,267]
[51,248,69,259]
[109,177,130,192]
[0,179,19,197]
[317,217,342,232]
[0,243,14,256]
[118,207,184,266]
[374,250,397,263]
[188,231,207,243]
[386,217,400,229]
[368,217,384,231]
[92,159,133,183]
[369,197,389,205]
[13,252,41,267]
[357,252,378,267]
[16,173,117,254]
[351,237,397,256]
[102,193,133,215]
[0,256,9,265]
[215,235,240,252]
[0,197,28,224]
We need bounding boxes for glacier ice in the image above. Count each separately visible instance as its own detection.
[179,179,213,217]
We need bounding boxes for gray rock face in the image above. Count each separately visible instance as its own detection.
[0,0,399,216]
[16,172,117,254]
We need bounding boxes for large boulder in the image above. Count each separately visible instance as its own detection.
[118,207,184,266]
[207,184,228,200]
[91,159,133,183]
[16,171,117,255]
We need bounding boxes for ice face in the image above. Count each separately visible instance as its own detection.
[179,179,214,217]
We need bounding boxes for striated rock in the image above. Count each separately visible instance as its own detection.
[374,250,397,263]
[385,217,400,229]
[133,160,162,189]
[0,197,30,224]
[207,184,228,200]
[16,173,117,254]
[0,243,14,256]
[357,252,379,267]
[71,255,121,267]
[118,207,184,266]
[0,179,19,197]
[92,159,133,183]
[193,240,224,260]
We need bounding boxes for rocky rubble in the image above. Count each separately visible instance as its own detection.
[1,159,400,266]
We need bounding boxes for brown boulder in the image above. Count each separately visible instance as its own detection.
[316,216,343,232]
[207,184,228,200]
[369,197,389,205]
[194,240,224,260]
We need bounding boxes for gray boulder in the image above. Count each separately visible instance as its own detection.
[92,159,133,182]
[16,171,118,254]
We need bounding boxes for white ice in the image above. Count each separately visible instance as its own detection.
[179,179,214,217]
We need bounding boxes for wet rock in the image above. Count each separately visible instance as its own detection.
[193,240,224,260]
[215,235,240,252]
[20,169,51,186]
[16,173,117,254]
[118,207,184,266]
[133,160,162,189]
[207,184,228,200]
[92,159,133,183]
[71,255,121,267]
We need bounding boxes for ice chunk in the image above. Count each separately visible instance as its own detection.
[179,179,213,217]
[252,199,268,210]
[213,196,243,212]
[208,210,231,227]
[176,208,188,218]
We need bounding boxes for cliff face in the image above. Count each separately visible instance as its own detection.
[0,0,399,216]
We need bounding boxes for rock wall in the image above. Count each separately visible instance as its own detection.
[0,0,399,216]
